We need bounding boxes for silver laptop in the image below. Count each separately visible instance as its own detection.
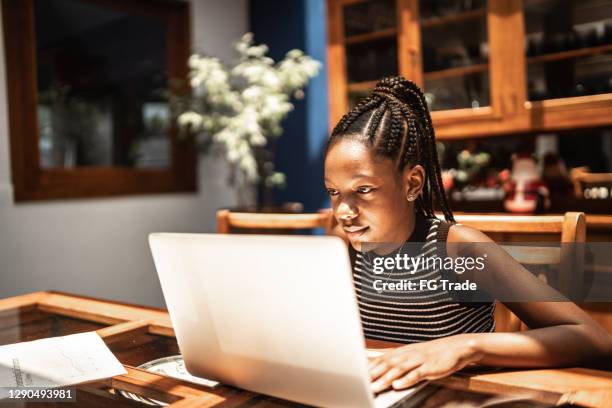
[149,233,428,408]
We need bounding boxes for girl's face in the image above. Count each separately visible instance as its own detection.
[324,138,424,251]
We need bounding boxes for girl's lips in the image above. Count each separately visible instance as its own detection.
[344,226,369,236]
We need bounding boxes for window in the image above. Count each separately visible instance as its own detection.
[3,0,195,201]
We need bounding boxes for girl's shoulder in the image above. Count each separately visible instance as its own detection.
[422,215,494,245]
[444,220,494,245]
[437,218,497,264]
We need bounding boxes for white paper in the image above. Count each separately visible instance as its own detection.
[0,331,127,396]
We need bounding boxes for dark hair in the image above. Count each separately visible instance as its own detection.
[326,76,454,222]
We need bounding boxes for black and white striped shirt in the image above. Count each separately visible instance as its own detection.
[350,214,496,344]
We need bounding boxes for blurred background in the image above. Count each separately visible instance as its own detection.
[0,0,611,308]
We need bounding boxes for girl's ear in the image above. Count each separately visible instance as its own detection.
[402,164,425,202]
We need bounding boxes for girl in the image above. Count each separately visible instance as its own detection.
[323,76,612,393]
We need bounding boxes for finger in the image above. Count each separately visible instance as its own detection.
[368,360,389,381]
[371,360,422,393]
[391,368,424,390]
[371,366,404,393]
[367,356,380,368]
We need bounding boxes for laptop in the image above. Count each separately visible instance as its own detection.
[149,233,429,408]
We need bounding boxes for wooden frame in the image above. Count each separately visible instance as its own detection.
[452,212,585,237]
[2,0,196,201]
[216,209,335,234]
[1,290,611,407]
[326,0,612,139]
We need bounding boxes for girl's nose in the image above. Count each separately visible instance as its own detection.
[336,201,359,222]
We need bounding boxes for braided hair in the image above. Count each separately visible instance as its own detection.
[327,76,454,222]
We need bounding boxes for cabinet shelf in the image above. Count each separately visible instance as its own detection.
[348,63,490,92]
[527,44,612,65]
[424,63,488,81]
[345,28,397,45]
[420,8,486,29]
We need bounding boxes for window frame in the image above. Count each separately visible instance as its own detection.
[2,0,196,201]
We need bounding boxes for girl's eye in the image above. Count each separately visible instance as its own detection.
[357,186,373,194]
[326,188,339,196]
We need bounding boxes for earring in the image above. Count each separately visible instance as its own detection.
[407,194,416,201]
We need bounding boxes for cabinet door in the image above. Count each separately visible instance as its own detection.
[418,0,491,112]
[328,0,400,125]
[525,0,612,101]
[523,0,612,130]
[418,0,528,139]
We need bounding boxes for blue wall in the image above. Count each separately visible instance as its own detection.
[249,0,329,212]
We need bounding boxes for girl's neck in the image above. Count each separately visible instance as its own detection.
[372,211,419,255]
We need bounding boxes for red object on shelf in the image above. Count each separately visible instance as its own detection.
[504,180,550,213]
[504,155,550,214]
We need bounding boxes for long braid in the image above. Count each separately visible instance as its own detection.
[399,80,454,222]
[395,103,435,219]
[366,100,387,143]
[327,75,454,222]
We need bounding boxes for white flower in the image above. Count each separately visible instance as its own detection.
[240,155,258,181]
[177,111,203,131]
[250,132,266,146]
[188,54,200,69]
[261,71,280,88]
[262,94,282,114]
[247,44,269,58]
[242,86,262,102]
[241,65,265,80]
[286,49,303,59]
[267,172,286,187]
[227,147,240,163]
[235,32,254,55]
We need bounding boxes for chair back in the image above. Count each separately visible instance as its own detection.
[452,212,586,332]
[216,209,335,235]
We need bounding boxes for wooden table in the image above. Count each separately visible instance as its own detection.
[1,292,611,407]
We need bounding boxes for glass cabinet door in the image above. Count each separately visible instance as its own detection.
[343,0,398,107]
[418,0,490,111]
[524,0,612,101]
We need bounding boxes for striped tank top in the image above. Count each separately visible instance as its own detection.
[349,214,496,344]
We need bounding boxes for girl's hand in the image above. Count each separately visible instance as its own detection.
[368,334,483,393]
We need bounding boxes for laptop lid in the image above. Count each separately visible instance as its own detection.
[149,233,375,408]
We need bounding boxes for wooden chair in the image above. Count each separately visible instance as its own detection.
[216,209,335,235]
[217,209,588,333]
[569,166,612,198]
[451,212,586,332]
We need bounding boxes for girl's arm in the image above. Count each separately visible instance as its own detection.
[449,224,612,367]
[468,301,612,368]
[369,224,612,392]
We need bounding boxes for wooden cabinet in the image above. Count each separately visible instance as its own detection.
[327,0,612,139]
